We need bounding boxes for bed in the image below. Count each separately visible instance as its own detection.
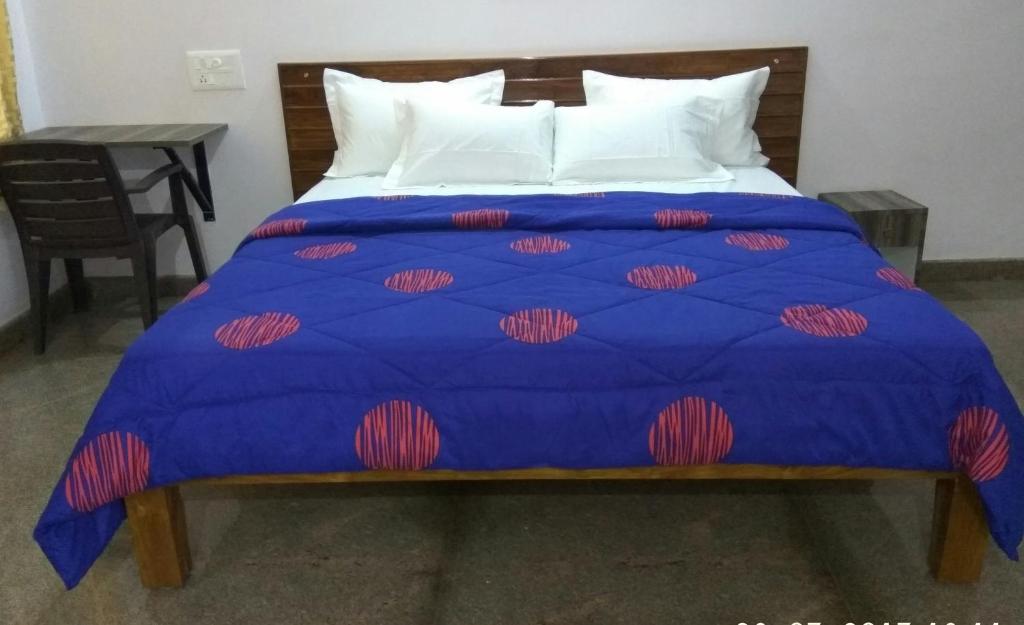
[34,47,1023,590]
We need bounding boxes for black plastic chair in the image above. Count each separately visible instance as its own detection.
[0,141,207,353]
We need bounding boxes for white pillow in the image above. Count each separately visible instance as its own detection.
[551,99,733,185]
[582,67,770,166]
[323,69,505,178]
[383,99,555,188]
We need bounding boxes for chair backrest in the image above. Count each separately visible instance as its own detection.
[0,141,139,252]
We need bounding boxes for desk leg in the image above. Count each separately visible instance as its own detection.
[192,142,213,213]
[159,146,216,222]
[63,258,91,312]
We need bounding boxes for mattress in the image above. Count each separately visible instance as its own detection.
[296,166,802,203]
[35,188,1024,589]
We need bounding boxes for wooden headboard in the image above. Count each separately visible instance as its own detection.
[279,46,808,199]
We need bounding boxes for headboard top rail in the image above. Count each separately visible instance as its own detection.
[279,46,807,199]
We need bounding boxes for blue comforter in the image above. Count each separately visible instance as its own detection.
[35,192,1023,587]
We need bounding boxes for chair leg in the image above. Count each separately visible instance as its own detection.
[169,172,208,282]
[130,241,158,329]
[25,255,52,354]
[63,258,91,312]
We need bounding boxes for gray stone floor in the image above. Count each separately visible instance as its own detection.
[1,280,1022,625]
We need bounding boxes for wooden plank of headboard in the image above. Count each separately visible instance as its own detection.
[279,47,808,199]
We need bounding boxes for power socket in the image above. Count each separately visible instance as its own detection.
[187,50,246,91]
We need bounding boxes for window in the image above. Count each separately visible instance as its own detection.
[0,0,21,141]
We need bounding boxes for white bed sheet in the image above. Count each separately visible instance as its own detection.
[295,166,800,204]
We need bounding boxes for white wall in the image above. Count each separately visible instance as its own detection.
[3,0,1024,326]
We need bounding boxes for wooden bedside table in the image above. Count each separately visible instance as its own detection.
[818,190,929,281]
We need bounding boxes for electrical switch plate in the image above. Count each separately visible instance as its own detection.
[186,50,246,91]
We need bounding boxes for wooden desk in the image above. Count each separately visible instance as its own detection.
[19,124,227,221]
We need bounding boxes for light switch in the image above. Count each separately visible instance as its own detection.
[186,50,246,91]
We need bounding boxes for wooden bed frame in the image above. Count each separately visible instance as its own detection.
[279,46,806,198]
[123,47,990,589]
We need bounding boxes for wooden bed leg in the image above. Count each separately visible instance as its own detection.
[125,486,192,588]
[929,476,988,583]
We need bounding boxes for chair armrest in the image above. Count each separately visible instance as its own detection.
[124,163,183,195]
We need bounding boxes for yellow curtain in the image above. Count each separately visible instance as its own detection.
[0,0,21,140]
